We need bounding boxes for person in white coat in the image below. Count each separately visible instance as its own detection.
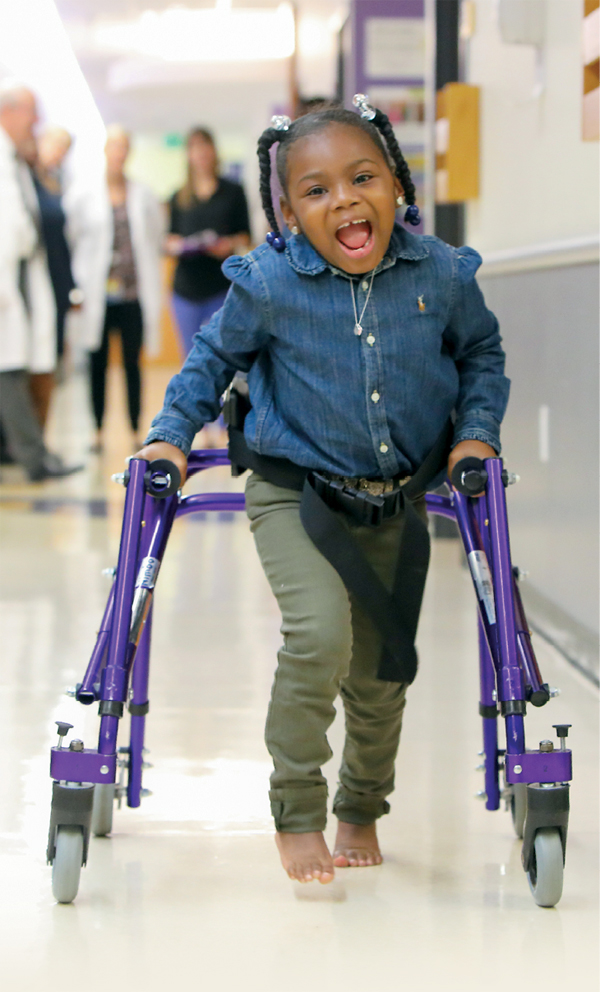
[68,125,164,452]
[0,82,81,481]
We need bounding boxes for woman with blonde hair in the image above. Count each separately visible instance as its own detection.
[166,127,251,356]
[69,125,164,452]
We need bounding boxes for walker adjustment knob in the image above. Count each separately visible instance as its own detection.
[553,724,571,750]
[553,724,571,738]
[55,722,73,747]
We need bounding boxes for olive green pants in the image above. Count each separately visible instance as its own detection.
[246,473,427,833]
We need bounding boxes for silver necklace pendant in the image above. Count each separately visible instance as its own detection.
[350,268,375,339]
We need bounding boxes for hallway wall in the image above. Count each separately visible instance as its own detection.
[478,260,599,676]
[465,0,598,252]
[462,1,599,677]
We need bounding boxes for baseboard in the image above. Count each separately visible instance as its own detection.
[520,583,599,688]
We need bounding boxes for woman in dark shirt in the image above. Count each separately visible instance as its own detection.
[166,127,251,356]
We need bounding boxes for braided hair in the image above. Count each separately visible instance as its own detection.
[256,101,420,251]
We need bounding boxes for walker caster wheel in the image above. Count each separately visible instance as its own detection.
[52,826,84,904]
[510,783,527,839]
[527,827,564,907]
[91,783,115,837]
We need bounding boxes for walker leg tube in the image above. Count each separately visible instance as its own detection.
[127,605,152,808]
[98,459,147,756]
[452,491,499,667]
[478,619,500,809]
[77,584,115,703]
[512,573,548,703]
[485,459,526,754]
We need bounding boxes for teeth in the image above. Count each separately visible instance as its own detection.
[337,219,368,231]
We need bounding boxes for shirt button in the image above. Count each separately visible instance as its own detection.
[379,442,389,453]
[366,334,375,346]
[361,280,369,291]
[371,391,380,403]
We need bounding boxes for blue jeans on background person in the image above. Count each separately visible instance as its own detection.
[171,291,228,357]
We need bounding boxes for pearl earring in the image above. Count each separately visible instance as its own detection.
[291,225,299,235]
[396,195,404,206]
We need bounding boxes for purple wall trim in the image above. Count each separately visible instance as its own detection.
[352,0,426,98]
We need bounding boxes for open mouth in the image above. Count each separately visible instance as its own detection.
[335,219,374,257]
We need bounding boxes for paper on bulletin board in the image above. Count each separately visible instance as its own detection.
[365,18,425,79]
[369,85,426,146]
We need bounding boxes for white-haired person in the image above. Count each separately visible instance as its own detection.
[68,125,164,453]
[0,80,81,480]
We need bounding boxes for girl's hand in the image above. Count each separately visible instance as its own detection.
[132,441,188,486]
[448,439,497,490]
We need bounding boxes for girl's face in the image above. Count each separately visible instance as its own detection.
[280,123,402,275]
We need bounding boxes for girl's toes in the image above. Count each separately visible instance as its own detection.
[333,853,350,867]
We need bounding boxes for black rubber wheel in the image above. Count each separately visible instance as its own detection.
[527,827,564,907]
[510,783,527,839]
[91,783,115,837]
[52,826,83,904]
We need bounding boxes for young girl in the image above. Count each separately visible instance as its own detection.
[136,98,509,885]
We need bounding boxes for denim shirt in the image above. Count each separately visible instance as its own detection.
[146,223,510,479]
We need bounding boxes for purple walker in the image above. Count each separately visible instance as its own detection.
[46,451,572,906]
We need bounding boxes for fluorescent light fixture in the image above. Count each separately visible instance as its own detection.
[93,4,296,64]
[0,0,105,174]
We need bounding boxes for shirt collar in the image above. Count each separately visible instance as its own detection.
[284,220,429,278]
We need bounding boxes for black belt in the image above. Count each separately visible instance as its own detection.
[227,415,452,684]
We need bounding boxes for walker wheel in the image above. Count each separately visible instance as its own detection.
[52,826,84,904]
[91,783,115,837]
[510,783,527,838]
[527,827,564,907]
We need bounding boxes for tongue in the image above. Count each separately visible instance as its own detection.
[336,221,371,250]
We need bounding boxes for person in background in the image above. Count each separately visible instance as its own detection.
[19,126,79,423]
[36,126,81,380]
[0,80,81,481]
[166,127,251,357]
[69,125,164,453]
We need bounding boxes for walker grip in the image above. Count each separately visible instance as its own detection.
[451,457,488,496]
[144,459,181,499]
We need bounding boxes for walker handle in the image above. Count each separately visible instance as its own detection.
[144,459,181,499]
[451,457,488,496]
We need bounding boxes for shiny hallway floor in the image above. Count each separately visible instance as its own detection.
[0,371,598,991]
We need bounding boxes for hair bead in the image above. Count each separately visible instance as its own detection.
[404,204,421,226]
[352,93,376,121]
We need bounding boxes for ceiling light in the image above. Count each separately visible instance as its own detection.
[93,4,296,64]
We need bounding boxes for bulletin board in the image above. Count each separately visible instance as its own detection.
[342,0,435,234]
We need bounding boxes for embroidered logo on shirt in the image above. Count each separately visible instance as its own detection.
[418,295,425,312]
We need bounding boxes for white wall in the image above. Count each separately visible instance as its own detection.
[465,0,599,253]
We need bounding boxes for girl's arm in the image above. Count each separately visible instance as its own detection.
[443,246,510,459]
[142,255,270,458]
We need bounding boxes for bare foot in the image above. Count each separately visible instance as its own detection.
[275,831,335,884]
[333,821,383,868]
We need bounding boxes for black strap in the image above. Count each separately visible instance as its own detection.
[228,419,452,683]
[228,428,306,491]
[300,478,426,683]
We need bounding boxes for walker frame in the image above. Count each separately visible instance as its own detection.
[46,451,573,906]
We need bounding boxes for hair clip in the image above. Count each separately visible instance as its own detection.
[352,94,376,121]
[271,115,291,131]
[404,204,421,226]
[266,231,286,252]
